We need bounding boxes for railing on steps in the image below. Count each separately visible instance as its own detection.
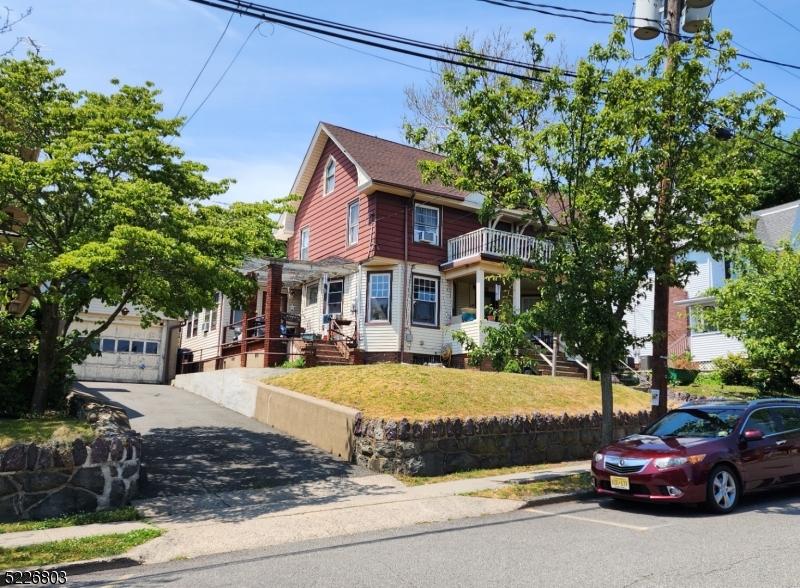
[667,334,690,358]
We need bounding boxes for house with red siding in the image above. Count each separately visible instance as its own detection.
[179,122,587,377]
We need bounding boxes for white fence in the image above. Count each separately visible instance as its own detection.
[447,228,553,263]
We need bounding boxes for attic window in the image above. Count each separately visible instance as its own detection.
[324,157,336,195]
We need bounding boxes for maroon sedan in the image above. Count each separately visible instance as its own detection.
[591,399,800,513]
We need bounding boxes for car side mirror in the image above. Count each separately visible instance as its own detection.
[743,429,764,442]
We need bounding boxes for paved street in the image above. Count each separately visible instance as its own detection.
[75,489,800,587]
[77,381,370,498]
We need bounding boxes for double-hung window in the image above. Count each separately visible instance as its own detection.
[347,200,359,246]
[412,275,439,327]
[325,279,344,316]
[324,158,336,194]
[690,305,717,334]
[414,203,440,245]
[299,227,310,260]
[367,272,391,323]
[306,282,319,305]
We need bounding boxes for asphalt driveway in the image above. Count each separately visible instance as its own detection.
[76,381,370,499]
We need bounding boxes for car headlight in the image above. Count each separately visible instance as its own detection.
[593,452,603,463]
[654,455,705,469]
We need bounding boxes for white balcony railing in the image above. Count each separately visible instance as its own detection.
[446,227,553,264]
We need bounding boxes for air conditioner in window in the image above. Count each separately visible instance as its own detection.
[201,322,210,333]
[416,230,437,244]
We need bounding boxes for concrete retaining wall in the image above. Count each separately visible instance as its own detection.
[173,368,292,417]
[254,383,361,460]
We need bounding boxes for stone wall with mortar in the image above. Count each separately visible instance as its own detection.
[0,392,142,521]
[354,411,651,476]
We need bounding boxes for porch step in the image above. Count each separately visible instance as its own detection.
[306,341,353,366]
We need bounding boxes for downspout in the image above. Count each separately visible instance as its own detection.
[399,192,414,363]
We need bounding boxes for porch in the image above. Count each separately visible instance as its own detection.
[443,227,554,269]
[443,267,590,379]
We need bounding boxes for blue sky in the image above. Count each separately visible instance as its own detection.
[7,0,800,203]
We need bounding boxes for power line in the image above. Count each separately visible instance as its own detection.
[187,0,577,81]
[175,9,235,118]
[479,0,800,73]
[748,0,800,35]
[731,39,800,83]
[182,21,261,129]
[731,69,800,115]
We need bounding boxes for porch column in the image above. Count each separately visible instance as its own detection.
[263,263,285,367]
[551,332,559,377]
[512,278,521,314]
[475,269,485,324]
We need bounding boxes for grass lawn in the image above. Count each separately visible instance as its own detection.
[396,460,588,486]
[0,507,140,535]
[0,528,162,569]
[267,364,648,420]
[0,416,94,450]
[468,472,593,500]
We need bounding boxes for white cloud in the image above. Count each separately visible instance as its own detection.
[199,157,299,204]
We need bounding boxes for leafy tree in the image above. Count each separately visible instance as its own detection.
[753,129,800,209]
[0,56,287,413]
[407,23,779,442]
[709,244,800,393]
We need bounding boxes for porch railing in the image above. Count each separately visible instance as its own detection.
[446,227,554,263]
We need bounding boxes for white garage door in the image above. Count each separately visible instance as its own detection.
[74,322,165,383]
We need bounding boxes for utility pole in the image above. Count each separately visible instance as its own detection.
[651,0,684,419]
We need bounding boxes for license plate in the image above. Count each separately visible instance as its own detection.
[610,476,630,491]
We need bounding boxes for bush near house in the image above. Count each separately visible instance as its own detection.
[713,353,753,386]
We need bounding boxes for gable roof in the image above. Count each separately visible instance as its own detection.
[322,123,468,201]
[753,199,800,249]
[289,122,469,203]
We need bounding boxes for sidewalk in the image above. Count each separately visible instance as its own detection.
[128,461,591,564]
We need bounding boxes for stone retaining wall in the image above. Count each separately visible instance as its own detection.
[0,392,142,521]
[354,411,651,476]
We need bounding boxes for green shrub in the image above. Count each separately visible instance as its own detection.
[713,353,752,386]
[280,356,306,369]
[693,371,722,386]
[503,359,522,373]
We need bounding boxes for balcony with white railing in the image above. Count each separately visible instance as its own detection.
[446,227,554,265]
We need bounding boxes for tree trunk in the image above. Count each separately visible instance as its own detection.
[31,302,60,414]
[651,276,670,419]
[600,368,614,446]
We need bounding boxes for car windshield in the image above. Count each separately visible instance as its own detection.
[644,408,744,439]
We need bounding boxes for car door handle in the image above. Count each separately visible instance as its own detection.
[776,440,788,446]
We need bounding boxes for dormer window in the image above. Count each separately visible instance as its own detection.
[324,157,336,195]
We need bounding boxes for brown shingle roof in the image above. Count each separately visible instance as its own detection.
[322,123,468,201]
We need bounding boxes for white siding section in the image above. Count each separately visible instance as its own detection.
[181,296,226,361]
[625,274,654,359]
[690,332,746,364]
[684,252,714,298]
[445,319,480,355]
[361,264,402,352]
[406,263,446,358]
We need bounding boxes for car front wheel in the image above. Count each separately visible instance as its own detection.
[706,465,741,514]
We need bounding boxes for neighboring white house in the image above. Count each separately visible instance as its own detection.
[68,300,181,384]
[626,199,800,369]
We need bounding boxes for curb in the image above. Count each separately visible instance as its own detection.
[519,490,597,509]
[0,556,142,584]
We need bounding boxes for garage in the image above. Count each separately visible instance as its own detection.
[69,301,180,384]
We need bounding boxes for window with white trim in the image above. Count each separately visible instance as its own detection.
[347,200,359,246]
[325,279,344,316]
[299,227,310,260]
[414,203,440,245]
[412,275,439,327]
[690,305,717,334]
[367,273,391,322]
[324,158,336,194]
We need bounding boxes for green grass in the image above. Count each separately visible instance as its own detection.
[396,460,589,486]
[0,416,94,450]
[0,507,141,535]
[266,364,649,420]
[468,472,593,500]
[0,528,162,569]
